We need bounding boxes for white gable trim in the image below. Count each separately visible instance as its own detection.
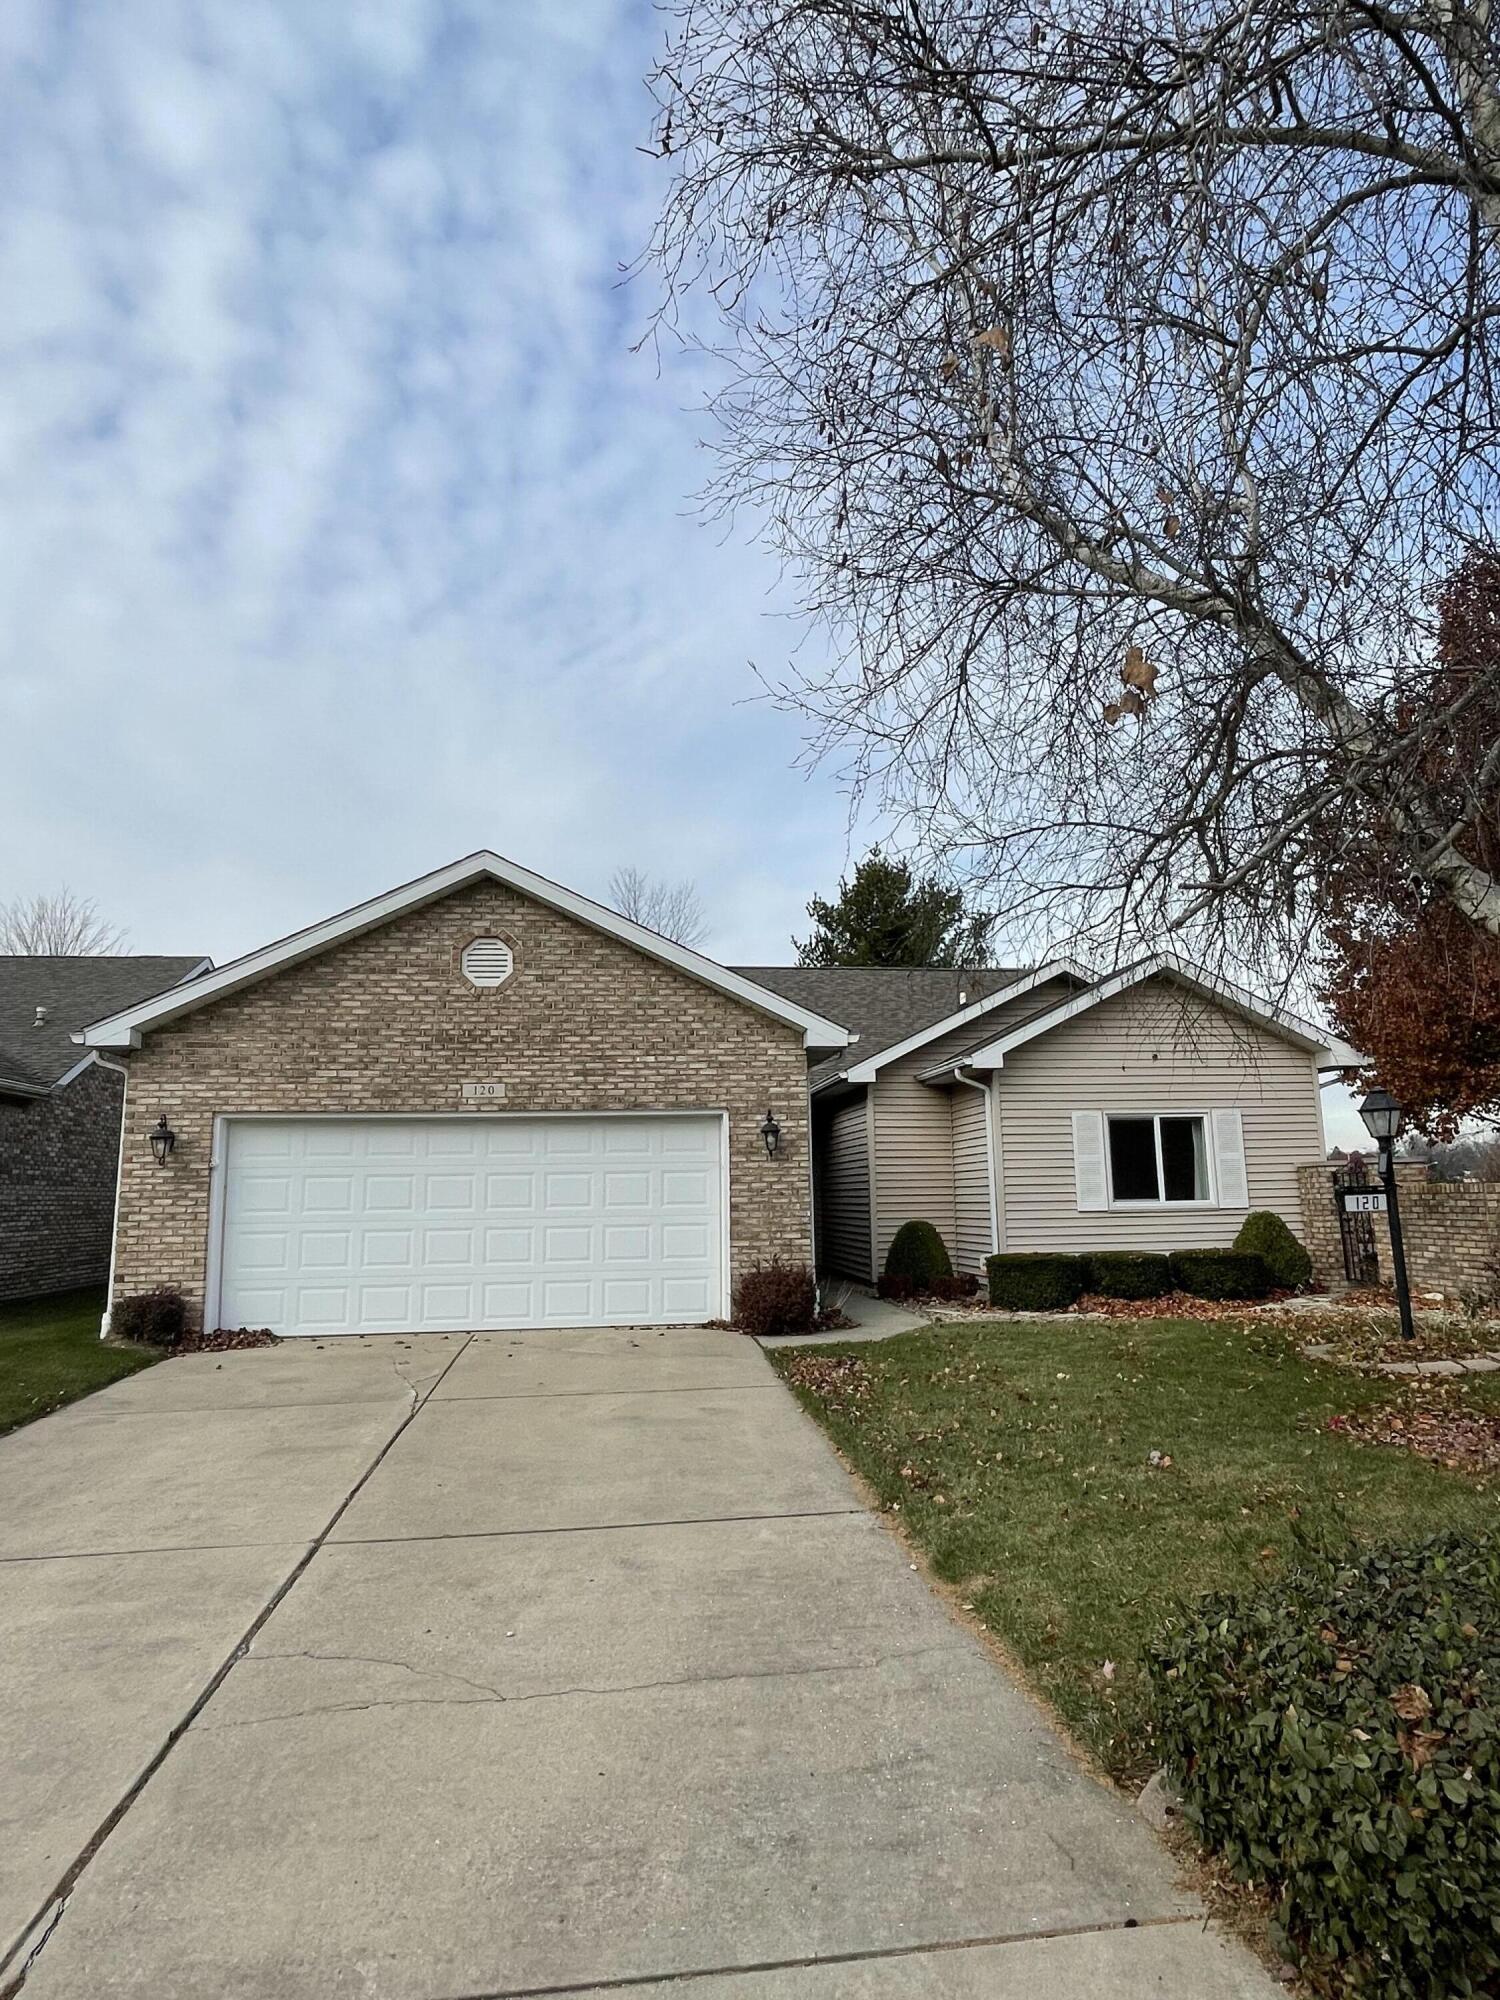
[820,960,1093,1088]
[76,855,851,1053]
[960,954,1364,1071]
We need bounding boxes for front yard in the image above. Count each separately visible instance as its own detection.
[0,1286,159,1435]
[772,1316,1500,1787]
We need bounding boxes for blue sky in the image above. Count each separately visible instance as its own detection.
[0,0,876,967]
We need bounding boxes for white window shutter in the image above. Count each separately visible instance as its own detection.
[1071,1111,1108,1211]
[1211,1109,1249,1208]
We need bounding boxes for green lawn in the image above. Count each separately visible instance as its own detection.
[0,1287,160,1435]
[771,1318,1500,1787]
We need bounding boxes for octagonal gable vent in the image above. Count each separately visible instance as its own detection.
[461,937,514,989]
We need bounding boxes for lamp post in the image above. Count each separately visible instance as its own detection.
[1358,1089,1416,1343]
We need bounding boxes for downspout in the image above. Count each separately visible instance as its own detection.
[952,1066,1000,1260]
[93,1052,130,1339]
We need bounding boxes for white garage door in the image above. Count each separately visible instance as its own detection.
[217,1115,726,1336]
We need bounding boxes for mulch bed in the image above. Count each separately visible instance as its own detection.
[165,1327,282,1354]
[1074,1290,1294,1320]
[1328,1390,1500,1475]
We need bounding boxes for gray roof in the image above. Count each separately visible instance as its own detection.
[0,956,208,1092]
[732,965,1028,1088]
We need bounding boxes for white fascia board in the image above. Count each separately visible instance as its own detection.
[77,853,852,1052]
[831,959,1093,1087]
[960,952,1359,1069]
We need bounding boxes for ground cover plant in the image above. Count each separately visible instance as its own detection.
[771,1317,1500,1786]
[0,1286,159,1434]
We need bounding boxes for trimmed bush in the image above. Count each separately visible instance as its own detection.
[877,1272,916,1301]
[1169,1247,1270,1299]
[986,1252,1087,1311]
[1083,1251,1172,1300]
[1233,1210,1314,1291]
[1148,1531,1500,1998]
[884,1219,953,1289]
[732,1259,818,1338]
[930,1272,980,1301]
[111,1286,192,1347]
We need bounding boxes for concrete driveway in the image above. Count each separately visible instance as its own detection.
[0,1328,1274,2000]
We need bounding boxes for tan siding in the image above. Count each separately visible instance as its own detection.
[868,982,1074,1273]
[951,1082,995,1275]
[817,1092,873,1279]
[994,979,1326,1252]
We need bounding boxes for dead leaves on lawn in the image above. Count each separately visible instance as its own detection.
[1326,1392,1500,1475]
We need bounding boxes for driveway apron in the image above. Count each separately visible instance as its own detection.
[0,1327,1276,1999]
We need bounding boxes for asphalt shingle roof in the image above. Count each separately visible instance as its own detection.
[731,964,1030,1088]
[0,956,209,1091]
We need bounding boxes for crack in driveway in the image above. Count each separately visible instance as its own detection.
[195,1641,977,1731]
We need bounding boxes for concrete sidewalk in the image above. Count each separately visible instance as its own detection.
[0,1327,1275,1999]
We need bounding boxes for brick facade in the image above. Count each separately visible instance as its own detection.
[0,1061,123,1302]
[111,879,812,1327]
[1298,1162,1500,1299]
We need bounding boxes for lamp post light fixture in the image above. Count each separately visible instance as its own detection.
[149,1116,177,1168]
[759,1108,782,1160]
[1357,1088,1416,1342]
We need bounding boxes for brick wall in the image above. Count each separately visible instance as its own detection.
[1298,1162,1500,1298]
[112,879,813,1325]
[0,1061,123,1302]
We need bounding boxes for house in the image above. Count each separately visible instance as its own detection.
[76,851,1353,1338]
[0,955,209,1302]
[78,853,850,1337]
[739,959,1359,1282]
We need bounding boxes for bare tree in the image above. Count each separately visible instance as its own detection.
[0,889,125,955]
[608,866,710,947]
[647,0,1500,975]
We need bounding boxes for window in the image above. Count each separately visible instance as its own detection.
[1107,1115,1210,1203]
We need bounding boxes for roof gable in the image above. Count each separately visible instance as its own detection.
[80,854,852,1053]
[960,955,1362,1071]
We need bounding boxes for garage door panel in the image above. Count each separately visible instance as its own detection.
[220,1117,725,1335]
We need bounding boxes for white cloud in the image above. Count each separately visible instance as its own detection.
[0,0,882,966]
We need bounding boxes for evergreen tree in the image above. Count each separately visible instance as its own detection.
[795,852,995,967]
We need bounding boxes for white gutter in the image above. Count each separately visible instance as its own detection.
[951,1065,1000,1261]
[94,1053,130,1340]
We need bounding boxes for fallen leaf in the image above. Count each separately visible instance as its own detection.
[1392,1683,1433,1723]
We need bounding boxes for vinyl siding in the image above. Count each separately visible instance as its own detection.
[994,979,1326,1252]
[951,1081,995,1275]
[869,981,1075,1273]
[817,1091,874,1279]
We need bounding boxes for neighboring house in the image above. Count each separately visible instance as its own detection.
[739,959,1360,1282]
[78,853,850,1338]
[0,955,210,1303]
[74,850,1353,1337]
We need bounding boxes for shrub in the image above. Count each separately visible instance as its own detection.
[1148,1531,1500,1999]
[732,1259,818,1337]
[1233,1210,1314,1290]
[111,1286,192,1346]
[985,1252,1087,1311]
[1083,1251,1172,1300]
[877,1272,915,1301]
[884,1219,953,1289]
[931,1272,980,1301]
[1169,1248,1270,1299]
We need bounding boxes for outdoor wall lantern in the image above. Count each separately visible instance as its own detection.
[149,1115,177,1167]
[759,1108,782,1159]
[1357,1088,1415,1342]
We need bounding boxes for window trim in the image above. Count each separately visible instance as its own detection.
[1105,1111,1217,1208]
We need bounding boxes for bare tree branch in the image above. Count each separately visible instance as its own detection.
[0,889,126,955]
[608,865,711,947]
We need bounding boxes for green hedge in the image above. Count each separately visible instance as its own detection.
[1083,1251,1172,1299]
[885,1219,954,1289]
[1233,1210,1314,1290]
[1169,1247,1270,1299]
[1148,1532,1500,1999]
[986,1252,1087,1311]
